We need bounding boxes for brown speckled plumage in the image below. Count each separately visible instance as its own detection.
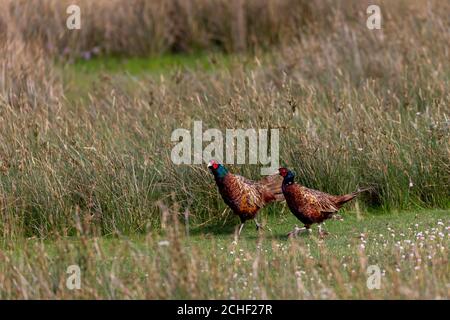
[282,183,355,225]
[217,173,282,221]
[208,160,283,234]
[279,167,368,236]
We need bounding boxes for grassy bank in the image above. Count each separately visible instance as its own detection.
[0,210,448,299]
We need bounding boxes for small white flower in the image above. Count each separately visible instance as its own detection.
[158,240,170,246]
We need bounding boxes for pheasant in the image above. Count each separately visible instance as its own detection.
[278,167,369,238]
[208,160,284,235]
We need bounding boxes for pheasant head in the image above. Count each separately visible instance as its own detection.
[208,160,228,179]
[278,167,295,185]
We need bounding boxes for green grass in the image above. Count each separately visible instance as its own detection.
[81,208,449,263]
[70,51,234,74]
[7,207,448,253]
[1,208,448,299]
[61,51,246,102]
[181,208,449,254]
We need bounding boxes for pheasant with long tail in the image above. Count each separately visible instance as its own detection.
[278,167,370,238]
[208,160,284,236]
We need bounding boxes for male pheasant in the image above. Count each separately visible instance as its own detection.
[278,167,369,237]
[208,160,284,235]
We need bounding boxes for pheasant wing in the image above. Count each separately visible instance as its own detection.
[258,173,284,201]
[229,174,266,209]
[303,187,339,213]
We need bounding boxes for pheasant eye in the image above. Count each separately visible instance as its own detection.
[213,163,219,170]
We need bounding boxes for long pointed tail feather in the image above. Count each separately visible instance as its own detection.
[352,187,375,196]
[335,187,373,207]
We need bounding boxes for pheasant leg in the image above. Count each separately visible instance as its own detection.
[254,219,263,231]
[332,214,343,221]
[318,224,329,238]
[287,225,309,237]
[237,223,245,236]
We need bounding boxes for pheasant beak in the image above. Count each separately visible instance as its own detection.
[207,160,215,168]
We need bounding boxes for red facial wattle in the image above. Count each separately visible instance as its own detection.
[278,168,288,177]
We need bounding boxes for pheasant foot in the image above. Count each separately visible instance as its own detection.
[255,219,264,231]
[318,224,329,238]
[287,226,309,238]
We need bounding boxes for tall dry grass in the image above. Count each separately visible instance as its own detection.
[0,0,448,240]
[2,0,328,57]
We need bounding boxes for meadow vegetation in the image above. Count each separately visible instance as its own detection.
[0,0,448,299]
[0,210,448,299]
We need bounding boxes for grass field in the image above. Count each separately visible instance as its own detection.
[0,0,449,299]
[0,208,448,299]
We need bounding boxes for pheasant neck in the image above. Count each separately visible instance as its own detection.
[213,165,229,180]
[282,171,295,186]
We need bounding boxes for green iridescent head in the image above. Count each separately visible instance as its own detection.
[207,160,228,179]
